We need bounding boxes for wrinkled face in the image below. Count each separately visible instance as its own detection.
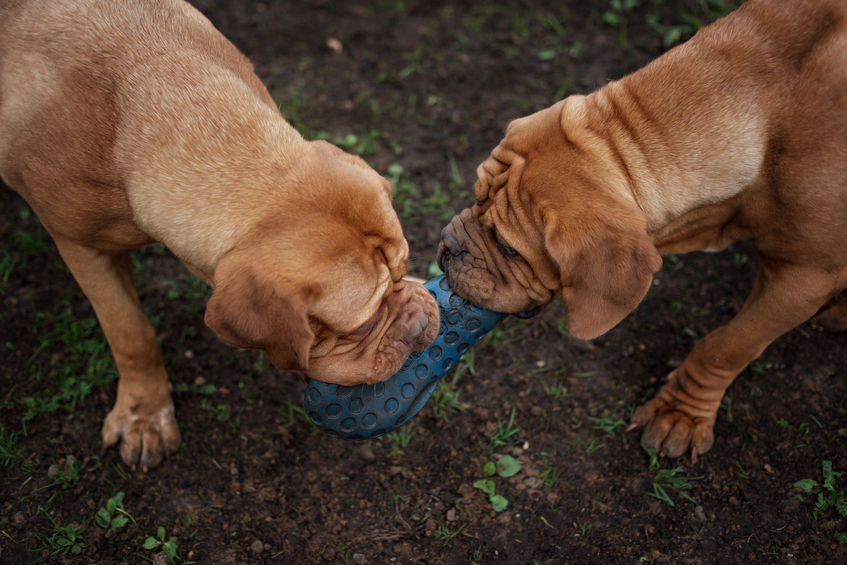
[437,177,559,317]
[437,104,567,316]
[438,98,662,340]
[205,140,439,385]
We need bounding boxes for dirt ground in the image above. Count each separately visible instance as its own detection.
[2,0,846,563]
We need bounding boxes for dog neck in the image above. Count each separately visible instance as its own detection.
[581,70,768,255]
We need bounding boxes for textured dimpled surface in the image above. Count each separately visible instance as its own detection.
[304,275,506,439]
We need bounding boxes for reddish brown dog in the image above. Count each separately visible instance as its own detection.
[0,0,439,470]
[438,0,847,460]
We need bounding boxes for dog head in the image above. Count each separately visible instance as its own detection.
[437,97,662,340]
[205,140,439,385]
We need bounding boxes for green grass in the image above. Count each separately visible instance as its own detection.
[0,246,17,297]
[387,162,455,221]
[18,298,117,424]
[473,456,522,512]
[794,460,847,543]
[589,414,628,438]
[95,491,135,530]
[143,525,195,564]
[574,518,593,537]
[489,408,521,453]
[543,378,570,400]
[429,378,466,421]
[433,520,464,547]
[0,425,22,467]
[200,398,242,434]
[644,448,703,507]
[37,508,87,557]
[386,424,415,457]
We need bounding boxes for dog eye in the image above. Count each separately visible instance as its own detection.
[492,231,520,258]
[497,242,520,258]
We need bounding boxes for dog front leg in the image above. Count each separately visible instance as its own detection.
[53,237,181,471]
[629,260,833,460]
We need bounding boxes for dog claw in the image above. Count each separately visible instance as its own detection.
[103,402,181,471]
[630,387,717,460]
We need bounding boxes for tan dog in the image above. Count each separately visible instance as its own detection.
[438,0,847,460]
[0,0,439,470]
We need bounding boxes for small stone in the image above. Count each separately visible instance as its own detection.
[524,476,543,489]
[327,38,344,54]
[352,553,368,565]
[358,444,376,463]
[249,539,264,555]
[694,505,707,522]
[446,508,456,522]
[47,464,59,477]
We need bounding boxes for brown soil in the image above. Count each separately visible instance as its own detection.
[1,1,846,564]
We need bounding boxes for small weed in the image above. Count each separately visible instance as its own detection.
[39,523,87,557]
[43,455,87,490]
[0,426,22,467]
[434,521,465,547]
[387,163,420,220]
[489,408,521,452]
[0,246,17,296]
[794,460,847,527]
[732,252,749,269]
[37,507,87,557]
[173,381,218,396]
[20,301,117,421]
[540,465,559,489]
[446,154,465,192]
[143,526,194,564]
[554,317,569,337]
[430,377,466,421]
[665,254,683,273]
[645,448,703,507]
[397,46,424,80]
[578,438,606,453]
[473,455,522,512]
[647,0,739,47]
[386,424,414,457]
[543,378,569,400]
[95,492,135,530]
[281,399,314,429]
[589,414,627,438]
[332,130,383,156]
[574,518,593,537]
[480,324,523,347]
[453,349,475,380]
[164,274,210,317]
[14,216,50,260]
[777,418,810,435]
[200,399,242,434]
[602,0,640,47]
[735,461,751,480]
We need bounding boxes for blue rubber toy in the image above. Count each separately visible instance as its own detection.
[303,275,506,439]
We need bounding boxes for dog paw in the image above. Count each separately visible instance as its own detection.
[102,402,181,471]
[627,378,718,461]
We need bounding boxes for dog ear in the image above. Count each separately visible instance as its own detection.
[544,209,662,340]
[205,252,318,371]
